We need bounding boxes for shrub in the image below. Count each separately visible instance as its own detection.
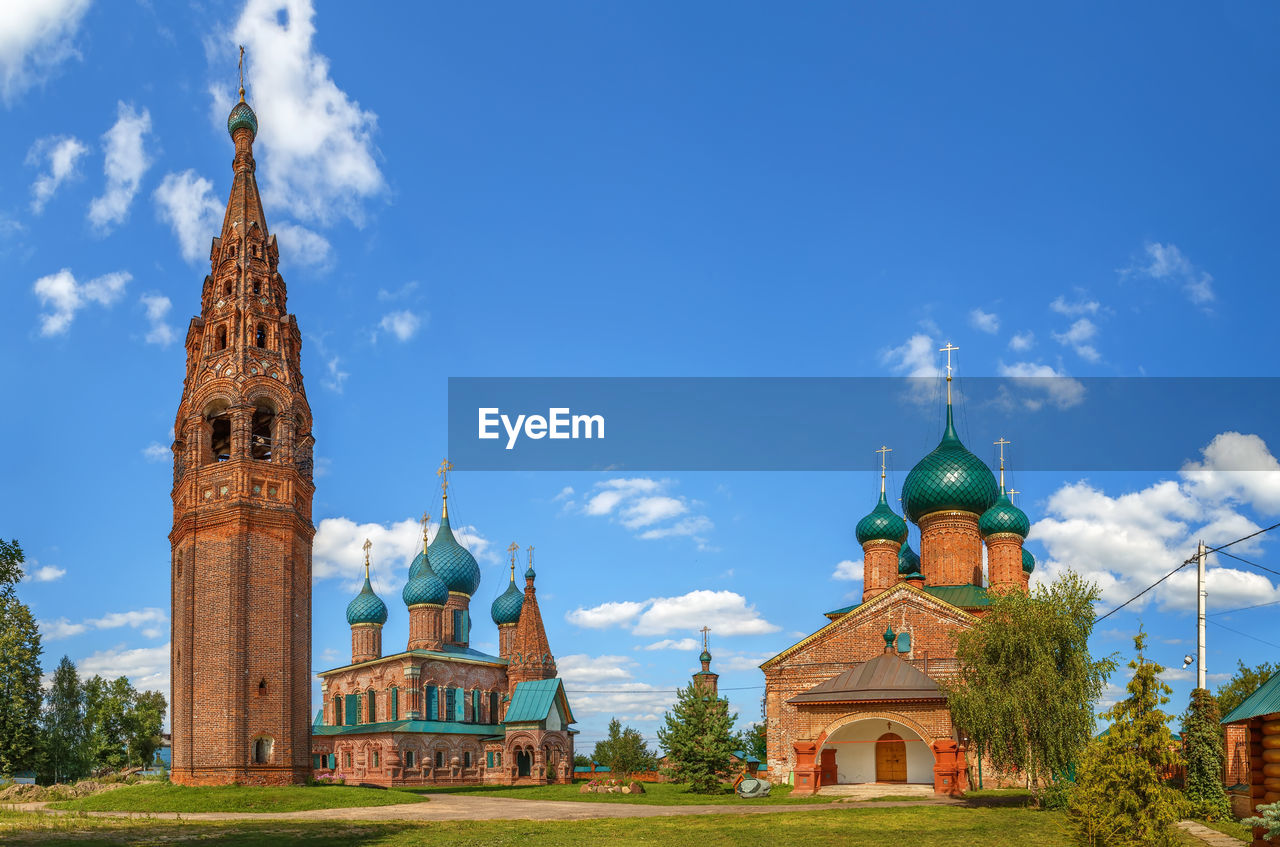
[1242,801,1280,840]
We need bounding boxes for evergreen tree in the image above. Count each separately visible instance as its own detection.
[1069,630,1187,847]
[0,539,44,777]
[946,570,1116,794]
[41,655,88,784]
[591,718,657,778]
[126,689,166,768]
[734,722,767,763]
[83,675,135,772]
[1215,659,1280,719]
[1180,687,1232,821]
[657,682,736,793]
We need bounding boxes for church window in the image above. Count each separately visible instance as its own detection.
[257,678,267,697]
[489,691,499,722]
[333,695,343,726]
[372,750,380,769]
[253,278,261,295]
[426,685,439,720]
[404,750,414,768]
[435,751,444,768]
[344,752,352,768]
[344,693,359,726]
[444,687,456,722]
[224,281,232,296]
[215,325,227,351]
[250,404,275,461]
[252,735,274,764]
[209,415,231,463]
[390,687,399,721]
[255,323,266,348]
[471,689,481,723]
[464,751,471,768]
[367,689,377,723]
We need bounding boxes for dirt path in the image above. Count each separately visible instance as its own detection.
[13,793,962,822]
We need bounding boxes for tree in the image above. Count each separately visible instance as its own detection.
[126,690,166,768]
[1215,659,1280,720]
[573,754,592,769]
[945,570,1116,794]
[657,683,737,793]
[83,675,135,772]
[0,539,44,777]
[734,722,767,763]
[1069,630,1187,847]
[41,656,88,784]
[591,718,657,779]
[1180,687,1231,821]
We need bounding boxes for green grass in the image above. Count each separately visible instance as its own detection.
[1195,817,1251,843]
[2,805,1078,846]
[409,780,830,805]
[44,782,428,813]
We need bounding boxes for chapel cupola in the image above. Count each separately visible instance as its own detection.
[857,445,908,602]
[492,544,525,658]
[428,460,480,647]
[404,512,447,651]
[347,539,388,663]
[979,439,1030,594]
[506,545,557,694]
[692,627,719,696]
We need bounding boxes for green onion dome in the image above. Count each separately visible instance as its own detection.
[429,513,481,596]
[525,565,536,582]
[978,492,1030,538]
[227,99,258,140]
[855,491,909,546]
[902,405,999,523]
[346,574,388,626]
[897,541,923,579]
[700,650,712,663]
[1022,548,1036,574]
[490,574,524,625]
[402,549,449,607]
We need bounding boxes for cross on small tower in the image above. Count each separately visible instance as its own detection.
[237,45,246,100]
[437,458,453,514]
[1007,488,1020,505]
[994,437,1011,491]
[939,342,959,404]
[875,445,892,494]
[420,511,431,549]
[700,625,711,652]
[362,538,372,578]
[507,542,519,577]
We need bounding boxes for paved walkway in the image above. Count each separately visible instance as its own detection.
[1177,820,1248,846]
[12,793,961,822]
[818,784,935,801]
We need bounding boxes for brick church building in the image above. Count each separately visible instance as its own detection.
[761,361,1033,794]
[169,83,573,787]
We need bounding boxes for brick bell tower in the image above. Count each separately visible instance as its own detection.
[168,74,315,786]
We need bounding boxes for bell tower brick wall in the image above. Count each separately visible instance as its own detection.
[918,511,983,586]
[169,107,314,787]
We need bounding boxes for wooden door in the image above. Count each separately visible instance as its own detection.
[819,748,837,786]
[875,733,907,782]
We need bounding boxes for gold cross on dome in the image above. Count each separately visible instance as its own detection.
[939,342,959,404]
[508,541,519,564]
[875,445,892,493]
[1008,488,1020,505]
[437,458,453,492]
[700,626,711,651]
[237,45,245,100]
[526,545,535,570]
[420,512,431,549]
[362,538,372,577]
[994,437,1011,490]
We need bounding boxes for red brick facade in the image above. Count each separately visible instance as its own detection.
[169,102,314,786]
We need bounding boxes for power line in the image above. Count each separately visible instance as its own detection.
[1203,520,1280,556]
[1207,618,1280,651]
[1216,550,1280,578]
[1208,598,1280,617]
[1096,561,1190,622]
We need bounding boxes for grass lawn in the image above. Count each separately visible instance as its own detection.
[1195,818,1251,843]
[409,780,830,805]
[44,782,428,813]
[3,805,1087,846]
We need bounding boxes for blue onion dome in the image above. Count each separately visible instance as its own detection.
[524,565,536,581]
[856,491,909,546]
[978,492,1030,538]
[227,98,258,140]
[898,541,923,579]
[346,574,388,626]
[490,575,524,625]
[901,405,999,523]
[429,513,481,596]
[700,650,712,663]
[1022,548,1036,574]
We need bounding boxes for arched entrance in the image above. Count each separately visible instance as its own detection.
[819,718,934,784]
[516,749,532,777]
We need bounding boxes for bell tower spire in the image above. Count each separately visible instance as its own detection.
[170,57,315,785]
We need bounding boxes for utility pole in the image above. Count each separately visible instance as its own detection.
[1197,539,1207,690]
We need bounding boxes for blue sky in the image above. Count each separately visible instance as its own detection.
[3,0,1279,749]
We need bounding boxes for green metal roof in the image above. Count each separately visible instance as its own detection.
[317,644,505,676]
[1222,671,1280,724]
[856,492,908,546]
[979,492,1030,539]
[505,678,574,724]
[901,404,999,523]
[312,717,503,737]
[824,584,991,619]
[346,574,388,625]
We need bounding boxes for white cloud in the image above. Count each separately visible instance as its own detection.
[557,654,638,684]
[41,607,168,640]
[569,590,779,637]
[641,638,699,651]
[832,559,862,581]
[552,486,574,502]
[1008,331,1035,352]
[1051,318,1100,363]
[79,643,170,694]
[0,0,91,104]
[995,361,1086,410]
[969,308,999,334]
[23,563,65,583]
[637,516,714,541]
[273,220,332,269]
[141,442,170,462]
[377,310,421,342]
[1049,295,1101,317]
[1181,432,1280,515]
[140,294,175,346]
[880,333,941,379]
[324,355,348,393]
[221,0,385,226]
[578,478,712,548]
[33,268,129,336]
[313,514,496,586]
[41,617,86,639]
[154,169,222,263]
[565,600,647,630]
[377,281,418,301]
[27,135,87,213]
[89,102,152,232]
[1129,242,1215,305]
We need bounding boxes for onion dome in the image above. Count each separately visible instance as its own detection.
[525,565,536,582]
[897,541,923,579]
[346,573,388,626]
[979,492,1030,538]
[700,649,712,663]
[429,513,481,596]
[402,548,449,607]
[855,491,909,546]
[490,573,524,625]
[883,623,896,647]
[227,98,258,140]
[902,404,999,522]
[1022,548,1036,574]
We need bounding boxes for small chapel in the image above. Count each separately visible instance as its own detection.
[761,348,1034,794]
[310,468,576,787]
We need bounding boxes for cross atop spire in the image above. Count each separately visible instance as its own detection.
[508,542,519,578]
[876,445,892,494]
[700,625,711,652]
[238,45,246,101]
[420,512,431,551]
[437,458,453,516]
[994,437,1011,491]
[1007,488,1020,505]
[362,538,372,579]
[939,342,959,405]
